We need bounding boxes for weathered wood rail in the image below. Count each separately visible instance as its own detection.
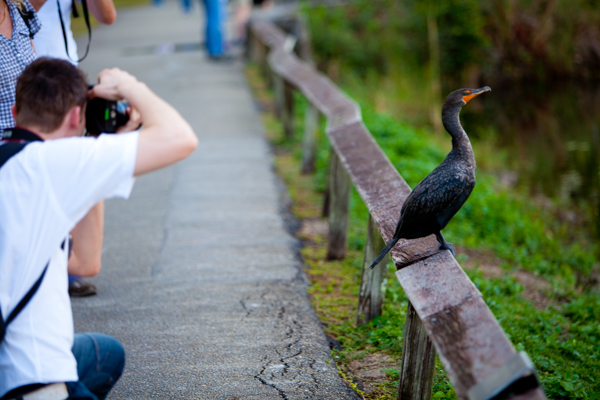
[248,17,546,400]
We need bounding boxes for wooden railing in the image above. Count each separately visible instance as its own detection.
[248,16,547,400]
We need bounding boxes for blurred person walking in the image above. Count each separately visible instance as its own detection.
[30,0,117,297]
[231,0,250,45]
[180,0,192,14]
[202,0,227,59]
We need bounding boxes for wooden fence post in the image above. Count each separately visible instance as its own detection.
[283,82,295,138]
[248,29,262,64]
[327,151,351,260]
[398,301,436,400]
[296,15,315,65]
[302,104,319,174]
[273,73,284,119]
[250,31,269,82]
[356,215,388,326]
[272,75,295,138]
[322,150,331,217]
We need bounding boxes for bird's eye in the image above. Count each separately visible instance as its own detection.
[463,91,471,95]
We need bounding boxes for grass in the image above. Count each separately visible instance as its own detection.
[245,62,600,400]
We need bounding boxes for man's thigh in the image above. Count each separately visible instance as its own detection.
[71,333,126,400]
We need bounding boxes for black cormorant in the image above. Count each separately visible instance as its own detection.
[369,86,491,269]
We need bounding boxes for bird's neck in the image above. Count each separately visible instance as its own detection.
[442,103,473,159]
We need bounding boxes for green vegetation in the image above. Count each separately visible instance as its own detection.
[308,0,600,84]
[246,55,600,398]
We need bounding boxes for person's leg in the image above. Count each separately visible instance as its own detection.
[71,333,126,400]
[219,0,229,51]
[203,0,223,57]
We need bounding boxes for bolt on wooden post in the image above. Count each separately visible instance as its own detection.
[356,215,388,326]
[327,151,351,260]
[398,301,436,400]
[301,104,319,174]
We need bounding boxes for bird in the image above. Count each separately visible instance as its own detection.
[369,86,491,269]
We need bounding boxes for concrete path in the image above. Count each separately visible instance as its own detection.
[72,2,360,399]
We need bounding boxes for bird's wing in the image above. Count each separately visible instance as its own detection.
[396,170,469,236]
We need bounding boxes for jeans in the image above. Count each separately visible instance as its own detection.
[202,0,224,57]
[67,333,126,400]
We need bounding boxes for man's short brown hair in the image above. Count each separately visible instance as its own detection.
[15,57,88,133]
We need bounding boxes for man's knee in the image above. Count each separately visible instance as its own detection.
[73,333,126,396]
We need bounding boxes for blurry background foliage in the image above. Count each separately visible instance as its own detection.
[307,0,600,84]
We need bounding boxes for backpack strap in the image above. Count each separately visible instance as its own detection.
[4,264,49,326]
[0,143,28,167]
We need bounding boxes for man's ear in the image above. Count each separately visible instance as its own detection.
[67,106,82,130]
[10,104,16,121]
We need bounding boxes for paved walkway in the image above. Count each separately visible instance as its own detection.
[73,2,359,399]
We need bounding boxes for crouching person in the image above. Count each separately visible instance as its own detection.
[0,58,198,399]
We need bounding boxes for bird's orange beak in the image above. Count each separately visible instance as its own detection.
[462,86,492,103]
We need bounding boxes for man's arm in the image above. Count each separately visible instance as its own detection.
[90,69,198,176]
[67,201,104,277]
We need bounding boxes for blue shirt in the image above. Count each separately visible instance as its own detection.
[0,0,41,133]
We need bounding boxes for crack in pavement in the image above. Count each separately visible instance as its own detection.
[241,280,360,399]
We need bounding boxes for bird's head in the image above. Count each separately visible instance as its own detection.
[443,86,492,109]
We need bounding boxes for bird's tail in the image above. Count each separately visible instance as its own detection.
[369,237,399,269]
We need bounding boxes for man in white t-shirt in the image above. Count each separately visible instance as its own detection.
[0,57,197,399]
[31,0,117,297]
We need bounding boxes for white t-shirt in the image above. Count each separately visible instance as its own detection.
[33,0,79,64]
[0,132,138,397]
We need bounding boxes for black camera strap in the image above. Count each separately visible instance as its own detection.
[0,128,48,345]
[57,0,92,63]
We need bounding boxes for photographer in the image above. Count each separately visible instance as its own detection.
[31,0,118,297]
[0,57,197,399]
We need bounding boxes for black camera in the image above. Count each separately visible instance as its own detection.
[85,87,130,136]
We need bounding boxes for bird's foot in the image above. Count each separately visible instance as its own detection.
[438,242,456,257]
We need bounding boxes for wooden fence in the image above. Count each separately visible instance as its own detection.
[248,16,547,400]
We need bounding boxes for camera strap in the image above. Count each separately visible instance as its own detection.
[57,0,92,63]
[0,129,49,345]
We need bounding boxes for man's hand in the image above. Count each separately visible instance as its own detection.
[90,68,198,176]
[89,68,138,101]
[116,108,141,133]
